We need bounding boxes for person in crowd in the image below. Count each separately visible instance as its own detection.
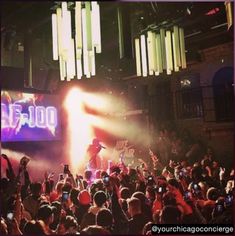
[127,197,148,234]
[80,191,107,229]
[23,182,42,219]
[37,204,56,234]
[0,129,234,235]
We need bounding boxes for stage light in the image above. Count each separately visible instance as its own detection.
[179,28,187,69]
[160,29,166,70]
[134,38,141,76]
[225,2,233,30]
[165,31,173,74]
[135,26,186,77]
[52,1,102,80]
[92,2,101,53]
[147,31,157,75]
[140,34,148,77]
[52,14,58,60]
[117,7,124,59]
[75,2,82,51]
[173,26,181,67]
[82,8,90,77]
[155,33,163,74]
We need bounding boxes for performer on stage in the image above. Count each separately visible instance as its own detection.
[87,138,105,170]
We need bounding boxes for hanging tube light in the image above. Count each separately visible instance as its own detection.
[165,31,173,74]
[140,34,148,77]
[134,38,141,76]
[179,28,186,69]
[52,1,102,80]
[52,14,58,60]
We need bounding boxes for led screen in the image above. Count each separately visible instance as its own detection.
[1,90,61,142]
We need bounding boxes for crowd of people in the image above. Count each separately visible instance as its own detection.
[0,133,234,235]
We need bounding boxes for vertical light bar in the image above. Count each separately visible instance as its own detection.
[61,2,69,61]
[75,2,82,50]
[147,31,157,75]
[88,51,93,74]
[70,38,76,78]
[165,31,173,75]
[173,26,181,67]
[52,14,58,60]
[91,47,96,76]
[179,28,186,69]
[160,29,166,70]
[92,2,101,53]
[76,59,82,79]
[75,2,82,79]
[82,8,90,78]
[172,32,179,72]
[117,7,124,59]
[134,38,141,76]
[59,56,65,81]
[85,2,92,51]
[140,34,148,77]
[155,34,163,75]
[225,1,233,30]
[147,31,153,75]
[56,8,62,57]
[66,39,75,79]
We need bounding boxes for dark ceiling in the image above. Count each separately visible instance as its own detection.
[1,1,234,80]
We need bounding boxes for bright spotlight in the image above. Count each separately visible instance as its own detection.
[64,88,94,172]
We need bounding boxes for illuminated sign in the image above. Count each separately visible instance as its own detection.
[1,90,61,142]
[1,104,58,129]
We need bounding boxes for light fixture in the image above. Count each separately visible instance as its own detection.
[224,1,233,30]
[134,26,187,77]
[52,2,102,80]
[134,38,141,76]
[140,34,148,77]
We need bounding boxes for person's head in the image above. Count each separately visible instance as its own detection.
[100,171,108,178]
[160,205,181,224]
[145,186,155,201]
[95,169,102,179]
[142,222,153,235]
[70,188,80,206]
[191,166,203,182]
[37,205,55,225]
[90,180,105,198]
[63,216,78,234]
[212,161,219,169]
[81,225,110,235]
[24,220,46,235]
[127,197,141,217]
[78,190,91,206]
[51,201,62,221]
[201,158,211,168]
[84,170,92,181]
[96,208,113,229]
[93,191,107,207]
[61,182,72,193]
[206,187,220,201]
[168,178,180,190]
[131,191,146,210]
[162,192,177,206]
[30,182,42,197]
[120,187,130,200]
